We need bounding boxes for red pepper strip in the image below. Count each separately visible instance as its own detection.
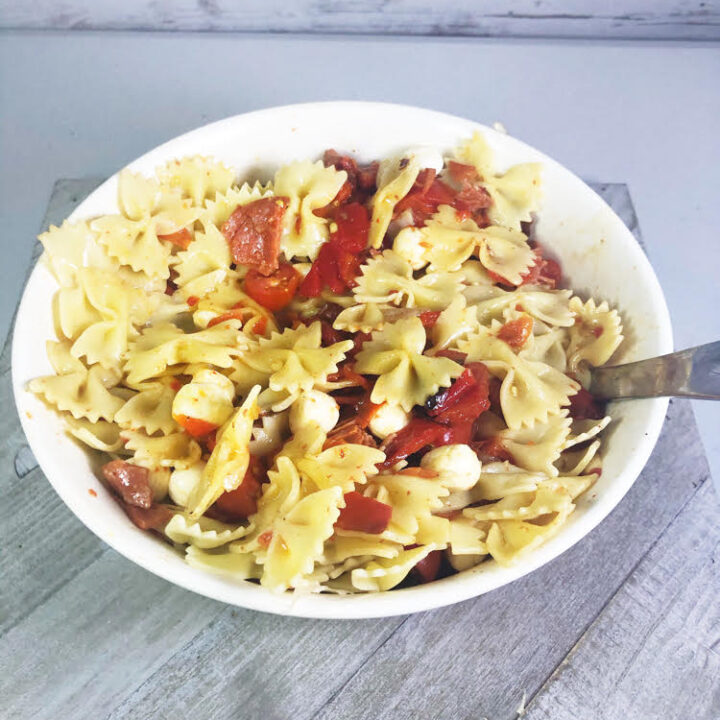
[379,418,447,469]
[335,491,392,534]
[299,203,369,298]
[426,364,491,425]
[393,172,457,224]
[413,549,443,584]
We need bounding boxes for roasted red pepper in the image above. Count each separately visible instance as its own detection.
[335,491,392,534]
[299,203,370,298]
[426,363,491,425]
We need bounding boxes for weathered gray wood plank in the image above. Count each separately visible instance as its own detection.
[525,479,720,719]
[0,553,225,720]
[310,400,713,720]
[107,609,406,720]
[0,179,105,635]
[1,0,719,40]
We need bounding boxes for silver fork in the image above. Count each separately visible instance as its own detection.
[589,341,720,400]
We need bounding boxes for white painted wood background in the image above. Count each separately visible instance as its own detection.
[1,179,717,720]
[1,0,719,39]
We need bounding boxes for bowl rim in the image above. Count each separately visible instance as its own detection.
[11,101,673,619]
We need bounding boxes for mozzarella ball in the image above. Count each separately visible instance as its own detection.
[368,403,410,440]
[169,463,205,508]
[421,444,482,491]
[393,227,428,271]
[172,369,235,427]
[289,391,339,434]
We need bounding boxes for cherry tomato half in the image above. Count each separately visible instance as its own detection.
[244,262,300,311]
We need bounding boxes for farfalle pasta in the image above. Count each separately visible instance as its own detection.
[30,138,622,593]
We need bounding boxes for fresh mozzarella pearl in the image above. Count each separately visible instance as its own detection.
[393,227,428,270]
[172,369,235,427]
[421,444,482,491]
[289,390,339,434]
[169,463,205,508]
[369,403,410,440]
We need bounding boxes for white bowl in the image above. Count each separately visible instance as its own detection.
[12,102,672,619]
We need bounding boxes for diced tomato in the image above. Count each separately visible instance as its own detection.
[187,295,199,307]
[244,262,300,311]
[222,196,288,276]
[157,227,193,249]
[497,315,534,349]
[568,387,606,420]
[174,414,218,439]
[214,456,265,521]
[418,310,441,328]
[413,549,443,583]
[335,491,392,534]
[258,530,273,548]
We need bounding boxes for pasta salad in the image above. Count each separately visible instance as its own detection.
[30,133,623,593]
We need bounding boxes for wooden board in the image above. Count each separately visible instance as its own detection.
[0,180,717,720]
[1,0,719,40]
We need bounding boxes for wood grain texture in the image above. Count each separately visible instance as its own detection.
[1,180,717,720]
[311,400,712,720]
[1,0,719,40]
[526,479,720,719]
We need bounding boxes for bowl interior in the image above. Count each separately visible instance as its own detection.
[12,102,672,618]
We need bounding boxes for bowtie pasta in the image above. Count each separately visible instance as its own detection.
[30,135,623,594]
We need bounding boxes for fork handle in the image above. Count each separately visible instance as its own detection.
[589,341,720,400]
